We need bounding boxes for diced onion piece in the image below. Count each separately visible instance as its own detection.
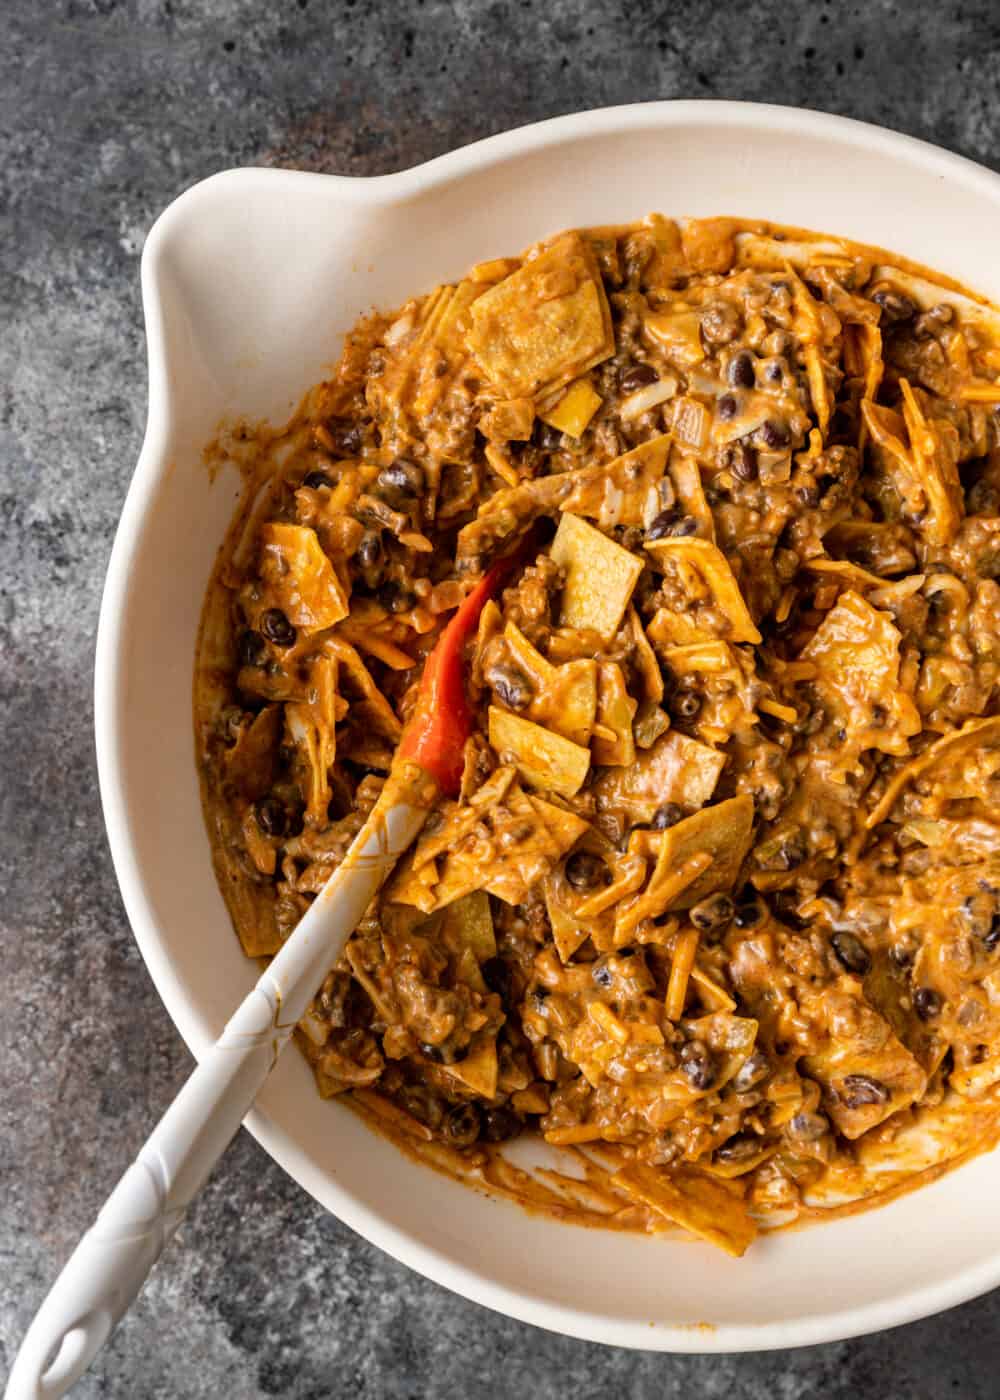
[619,375,679,421]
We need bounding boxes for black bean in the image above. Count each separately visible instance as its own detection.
[733,900,762,928]
[755,833,805,872]
[487,662,534,712]
[565,851,612,892]
[376,458,425,500]
[727,443,758,482]
[913,986,943,1021]
[715,1133,761,1163]
[443,1103,481,1147]
[325,417,363,455]
[732,1051,769,1093]
[689,893,735,932]
[481,956,512,1000]
[889,943,914,970]
[481,1107,522,1143]
[796,483,820,508]
[646,509,680,540]
[789,1110,829,1142]
[651,803,684,830]
[759,419,790,449]
[672,689,702,720]
[764,358,785,382]
[841,1074,891,1108]
[619,362,659,394]
[592,962,614,989]
[717,393,739,421]
[986,914,1000,954]
[260,608,297,647]
[831,931,872,976]
[648,510,699,541]
[914,303,954,337]
[728,352,755,389]
[303,470,333,489]
[534,420,563,452]
[871,288,917,324]
[617,947,636,958]
[680,1041,715,1091]
[377,581,414,614]
[355,531,383,569]
[238,629,266,667]
[254,797,287,838]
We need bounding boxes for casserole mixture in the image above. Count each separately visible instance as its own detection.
[196,216,1000,1254]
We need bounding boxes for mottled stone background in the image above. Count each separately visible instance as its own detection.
[3,1,1000,1395]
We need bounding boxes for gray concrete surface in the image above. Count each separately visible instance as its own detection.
[3,1,1000,1395]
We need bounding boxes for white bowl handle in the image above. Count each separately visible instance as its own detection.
[5,796,428,1399]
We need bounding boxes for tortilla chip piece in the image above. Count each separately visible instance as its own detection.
[258,522,350,632]
[437,1031,499,1098]
[644,795,754,911]
[503,621,597,746]
[800,979,927,1140]
[645,537,761,644]
[867,715,1000,829]
[592,730,726,826]
[395,777,589,913]
[441,891,496,961]
[558,434,671,530]
[488,706,591,797]
[467,232,614,398]
[223,703,282,800]
[802,589,921,764]
[592,662,637,767]
[612,1164,757,1257]
[550,512,644,639]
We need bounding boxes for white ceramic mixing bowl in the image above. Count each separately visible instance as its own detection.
[95,101,1000,1350]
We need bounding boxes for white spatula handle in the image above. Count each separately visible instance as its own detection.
[6,796,427,1400]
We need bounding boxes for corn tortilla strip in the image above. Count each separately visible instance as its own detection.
[866,715,1000,829]
[504,621,598,746]
[645,537,761,644]
[801,980,926,1140]
[436,1031,499,1098]
[627,606,664,702]
[467,232,613,398]
[592,729,726,826]
[558,434,671,530]
[801,589,921,760]
[592,662,637,766]
[550,512,644,639]
[615,851,711,939]
[612,1164,757,1257]
[441,891,496,961]
[258,521,350,631]
[648,795,754,911]
[488,706,592,797]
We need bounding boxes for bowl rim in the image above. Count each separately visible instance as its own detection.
[94,99,1000,1352]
